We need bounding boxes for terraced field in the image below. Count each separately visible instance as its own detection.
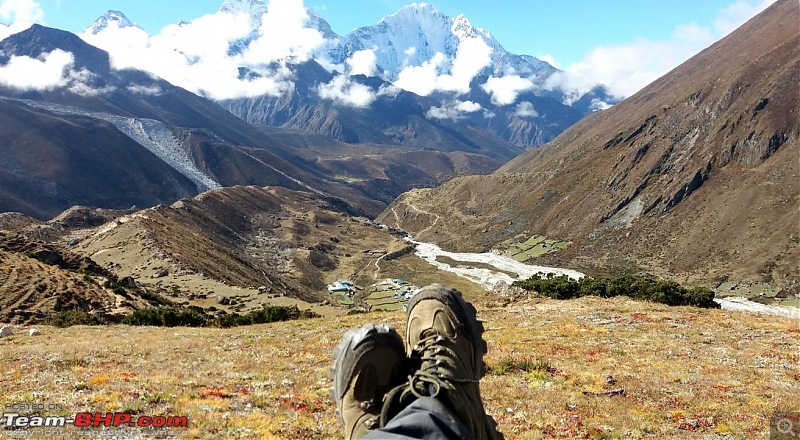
[507,235,571,262]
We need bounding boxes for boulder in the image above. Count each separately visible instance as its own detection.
[120,276,138,289]
[0,325,12,337]
[28,328,41,337]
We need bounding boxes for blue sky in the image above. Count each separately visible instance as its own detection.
[23,0,773,67]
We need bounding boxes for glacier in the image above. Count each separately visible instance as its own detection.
[12,99,221,192]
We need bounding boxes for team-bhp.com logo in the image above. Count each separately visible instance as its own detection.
[3,412,188,428]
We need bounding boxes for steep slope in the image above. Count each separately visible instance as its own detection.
[0,99,199,219]
[380,0,799,286]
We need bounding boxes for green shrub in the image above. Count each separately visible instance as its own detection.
[123,305,320,328]
[50,310,104,327]
[487,356,553,376]
[210,305,319,328]
[513,274,719,308]
[122,307,207,327]
[138,290,173,307]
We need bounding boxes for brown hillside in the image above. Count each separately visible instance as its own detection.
[0,232,167,324]
[380,0,800,286]
[73,186,410,307]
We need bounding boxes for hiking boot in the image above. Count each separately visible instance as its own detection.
[329,324,408,440]
[404,284,504,440]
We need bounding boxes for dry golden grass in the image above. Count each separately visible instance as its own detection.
[1,295,797,439]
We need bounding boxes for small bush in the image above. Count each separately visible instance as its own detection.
[50,310,104,327]
[488,356,554,376]
[123,307,207,327]
[122,305,320,328]
[314,212,338,225]
[138,290,173,307]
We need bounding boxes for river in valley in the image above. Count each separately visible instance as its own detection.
[404,236,800,319]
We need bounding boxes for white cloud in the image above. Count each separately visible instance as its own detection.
[432,37,493,94]
[314,57,343,73]
[394,52,445,96]
[79,0,324,101]
[590,98,612,111]
[545,0,777,99]
[404,46,416,57]
[514,101,538,118]
[395,37,492,97]
[537,54,561,69]
[482,75,534,105]
[66,68,116,96]
[0,0,42,40]
[377,83,401,98]
[0,21,25,41]
[426,100,481,121]
[0,0,43,23]
[0,49,73,90]
[544,39,687,99]
[127,83,162,95]
[346,48,377,76]
[157,13,252,63]
[317,75,376,108]
[0,49,119,96]
[714,0,775,35]
[241,0,325,65]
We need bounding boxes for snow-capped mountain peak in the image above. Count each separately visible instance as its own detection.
[450,14,475,39]
[331,2,544,82]
[86,10,140,35]
[218,0,266,14]
[218,0,268,26]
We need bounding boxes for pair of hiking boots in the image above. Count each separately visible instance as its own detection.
[330,284,503,439]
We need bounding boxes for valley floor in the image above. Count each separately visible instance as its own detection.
[1,295,797,439]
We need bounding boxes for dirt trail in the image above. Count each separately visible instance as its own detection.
[391,191,441,236]
[372,253,388,280]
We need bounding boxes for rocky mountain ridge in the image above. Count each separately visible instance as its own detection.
[380,0,799,287]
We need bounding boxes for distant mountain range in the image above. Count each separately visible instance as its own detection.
[84,1,616,148]
[0,1,617,219]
